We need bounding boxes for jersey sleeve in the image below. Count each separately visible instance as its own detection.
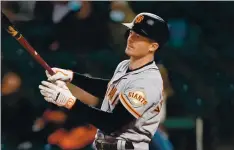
[119,79,163,119]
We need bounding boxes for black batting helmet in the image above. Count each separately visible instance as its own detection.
[122,12,170,48]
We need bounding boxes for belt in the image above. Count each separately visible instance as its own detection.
[95,140,134,150]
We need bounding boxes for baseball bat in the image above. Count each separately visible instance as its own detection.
[1,11,54,75]
[1,11,99,106]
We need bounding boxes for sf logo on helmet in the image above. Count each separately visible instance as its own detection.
[135,15,144,24]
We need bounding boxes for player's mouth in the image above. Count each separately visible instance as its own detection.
[127,44,134,49]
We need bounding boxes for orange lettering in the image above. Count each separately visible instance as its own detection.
[138,95,142,101]
[143,101,147,105]
[154,106,160,113]
[128,92,132,97]
[108,87,117,101]
[133,93,138,99]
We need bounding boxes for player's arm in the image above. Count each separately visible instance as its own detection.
[45,61,125,99]
[71,72,109,99]
[45,68,110,99]
[39,78,163,134]
[70,99,135,134]
[39,81,135,134]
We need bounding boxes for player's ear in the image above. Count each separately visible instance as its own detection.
[149,42,159,52]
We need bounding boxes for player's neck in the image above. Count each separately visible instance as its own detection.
[129,55,154,70]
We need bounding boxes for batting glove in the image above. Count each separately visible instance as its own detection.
[46,68,74,82]
[39,80,76,109]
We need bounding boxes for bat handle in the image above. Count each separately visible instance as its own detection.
[46,66,55,76]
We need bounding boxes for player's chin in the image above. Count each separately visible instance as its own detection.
[125,48,135,56]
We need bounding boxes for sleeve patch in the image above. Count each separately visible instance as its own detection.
[119,93,141,118]
[127,90,148,108]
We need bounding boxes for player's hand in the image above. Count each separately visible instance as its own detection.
[39,80,76,109]
[46,68,73,82]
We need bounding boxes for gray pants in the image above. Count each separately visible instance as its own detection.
[92,139,134,150]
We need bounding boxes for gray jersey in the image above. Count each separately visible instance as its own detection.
[95,60,164,150]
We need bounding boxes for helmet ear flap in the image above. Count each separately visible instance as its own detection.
[124,29,130,40]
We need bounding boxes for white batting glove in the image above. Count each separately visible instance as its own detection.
[39,81,76,109]
[45,68,74,82]
[54,80,68,88]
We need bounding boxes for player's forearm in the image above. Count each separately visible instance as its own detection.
[67,83,100,106]
[70,100,135,134]
[72,72,110,99]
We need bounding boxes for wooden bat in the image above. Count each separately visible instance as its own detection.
[1,11,99,106]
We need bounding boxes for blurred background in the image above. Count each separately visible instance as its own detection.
[1,1,234,150]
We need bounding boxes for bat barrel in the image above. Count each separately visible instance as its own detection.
[1,11,55,75]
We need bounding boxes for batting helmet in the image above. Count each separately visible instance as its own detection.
[122,12,170,48]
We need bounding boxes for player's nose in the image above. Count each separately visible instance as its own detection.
[127,33,134,43]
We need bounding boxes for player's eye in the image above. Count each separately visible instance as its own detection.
[130,31,140,38]
[135,33,140,38]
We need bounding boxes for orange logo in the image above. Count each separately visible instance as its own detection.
[135,15,144,24]
[7,26,22,40]
[65,98,75,109]
[128,91,147,106]
[7,26,18,37]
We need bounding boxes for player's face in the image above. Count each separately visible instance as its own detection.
[125,30,156,58]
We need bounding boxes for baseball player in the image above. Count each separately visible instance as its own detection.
[39,12,170,150]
